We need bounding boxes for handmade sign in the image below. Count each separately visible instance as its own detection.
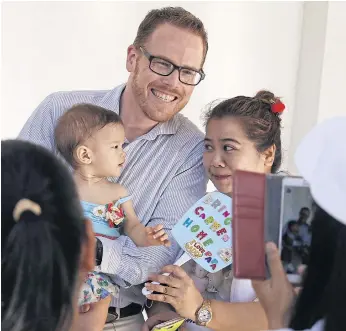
[172,192,233,273]
[142,192,233,296]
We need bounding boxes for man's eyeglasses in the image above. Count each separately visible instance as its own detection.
[139,47,205,86]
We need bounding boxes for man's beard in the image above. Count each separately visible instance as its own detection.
[131,65,187,123]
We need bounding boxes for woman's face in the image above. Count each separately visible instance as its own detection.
[203,117,274,196]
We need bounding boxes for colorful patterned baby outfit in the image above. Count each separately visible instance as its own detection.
[78,196,131,305]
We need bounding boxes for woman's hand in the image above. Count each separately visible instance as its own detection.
[251,242,296,329]
[141,312,181,331]
[144,265,204,321]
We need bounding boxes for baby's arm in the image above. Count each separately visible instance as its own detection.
[122,199,170,247]
[116,186,170,247]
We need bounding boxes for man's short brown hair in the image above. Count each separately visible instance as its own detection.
[54,104,122,168]
[133,7,208,65]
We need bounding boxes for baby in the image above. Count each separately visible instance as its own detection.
[54,103,170,330]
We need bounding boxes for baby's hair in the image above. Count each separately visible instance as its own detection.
[1,139,86,331]
[55,103,123,168]
[204,90,284,173]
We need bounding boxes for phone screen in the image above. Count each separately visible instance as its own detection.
[151,317,185,331]
[279,178,313,284]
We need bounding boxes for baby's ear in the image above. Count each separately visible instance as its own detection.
[75,145,92,165]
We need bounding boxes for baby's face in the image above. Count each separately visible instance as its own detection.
[87,123,126,177]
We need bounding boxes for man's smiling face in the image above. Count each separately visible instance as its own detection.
[126,23,205,122]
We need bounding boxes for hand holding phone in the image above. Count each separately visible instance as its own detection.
[232,170,312,285]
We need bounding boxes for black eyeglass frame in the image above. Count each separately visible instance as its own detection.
[139,46,206,86]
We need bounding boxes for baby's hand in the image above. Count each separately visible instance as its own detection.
[145,224,171,247]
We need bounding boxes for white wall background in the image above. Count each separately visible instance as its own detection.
[317,2,346,122]
[1,1,346,175]
[287,1,346,173]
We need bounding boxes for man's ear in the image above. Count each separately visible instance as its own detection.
[75,145,92,165]
[126,45,138,73]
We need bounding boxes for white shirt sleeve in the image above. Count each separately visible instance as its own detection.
[230,277,257,302]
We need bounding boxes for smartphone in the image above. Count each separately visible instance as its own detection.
[151,317,186,331]
[279,176,312,285]
[232,170,267,280]
[232,170,312,284]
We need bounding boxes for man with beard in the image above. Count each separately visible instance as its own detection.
[19,7,208,331]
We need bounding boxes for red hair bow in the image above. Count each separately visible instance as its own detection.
[271,100,285,114]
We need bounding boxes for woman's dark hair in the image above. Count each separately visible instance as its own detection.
[289,204,346,331]
[1,140,86,331]
[204,90,283,173]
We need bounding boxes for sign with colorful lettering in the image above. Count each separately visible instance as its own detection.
[172,192,233,273]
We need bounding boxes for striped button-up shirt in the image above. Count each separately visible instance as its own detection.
[18,83,207,307]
